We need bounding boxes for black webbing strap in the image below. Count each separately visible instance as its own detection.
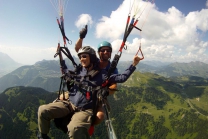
[106,54,121,80]
[61,47,77,68]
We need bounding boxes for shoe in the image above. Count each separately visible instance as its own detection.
[37,132,50,139]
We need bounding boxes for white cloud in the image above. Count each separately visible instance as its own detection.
[75,14,93,28]
[95,0,131,40]
[186,9,208,32]
[95,0,208,63]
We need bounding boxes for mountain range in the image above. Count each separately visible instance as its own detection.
[0,71,208,138]
[1,58,208,93]
[0,52,22,77]
[0,50,208,93]
[0,60,61,92]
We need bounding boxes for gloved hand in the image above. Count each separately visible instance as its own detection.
[79,25,88,39]
[97,88,109,99]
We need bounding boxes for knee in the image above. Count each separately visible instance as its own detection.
[93,111,104,125]
[68,126,89,139]
[97,111,104,121]
[38,105,48,117]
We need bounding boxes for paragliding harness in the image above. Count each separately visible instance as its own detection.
[52,43,75,133]
[53,43,111,133]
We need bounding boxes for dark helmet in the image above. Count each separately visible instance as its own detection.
[78,46,97,63]
[97,41,112,52]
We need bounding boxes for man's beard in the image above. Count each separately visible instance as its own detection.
[100,54,111,61]
[100,56,109,61]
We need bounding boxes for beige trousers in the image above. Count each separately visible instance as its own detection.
[38,101,92,139]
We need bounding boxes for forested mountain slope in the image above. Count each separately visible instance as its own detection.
[154,61,208,78]
[1,72,208,139]
[0,60,61,92]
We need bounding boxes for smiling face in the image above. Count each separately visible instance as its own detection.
[98,46,112,61]
[79,53,91,68]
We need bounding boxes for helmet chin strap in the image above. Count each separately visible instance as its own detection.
[80,54,93,70]
[85,63,92,69]
[100,58,108,62]
[85,57,93,70]
[100,54,111,62]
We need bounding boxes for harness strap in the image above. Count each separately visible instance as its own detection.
[64,67,101,91]
[63,65,109,126]
[106,54,121,79]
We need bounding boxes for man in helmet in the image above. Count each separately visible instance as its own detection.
[37,46,141,139]
[97,40,118,73]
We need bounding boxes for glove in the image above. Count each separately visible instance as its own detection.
[79,25,88,39]
[97,88,109,99]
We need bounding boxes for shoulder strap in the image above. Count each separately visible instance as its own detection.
[86,64,101,79]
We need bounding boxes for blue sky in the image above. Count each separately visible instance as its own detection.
[0,0,208,65]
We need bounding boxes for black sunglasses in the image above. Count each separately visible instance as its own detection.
[100,49,112,52]
[79,54,88,59]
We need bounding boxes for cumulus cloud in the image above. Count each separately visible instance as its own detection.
[95,0,131,40]
[95,0,208,63]
[75,14,93,28]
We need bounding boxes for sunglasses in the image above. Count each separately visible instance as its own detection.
[100,49,112,52]
[79,54,88,59]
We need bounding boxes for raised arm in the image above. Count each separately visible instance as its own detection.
[75,25,88,52]
[108,55,141,83]
[75,38,83,52]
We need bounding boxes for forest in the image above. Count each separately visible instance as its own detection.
[0,74,208,139]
